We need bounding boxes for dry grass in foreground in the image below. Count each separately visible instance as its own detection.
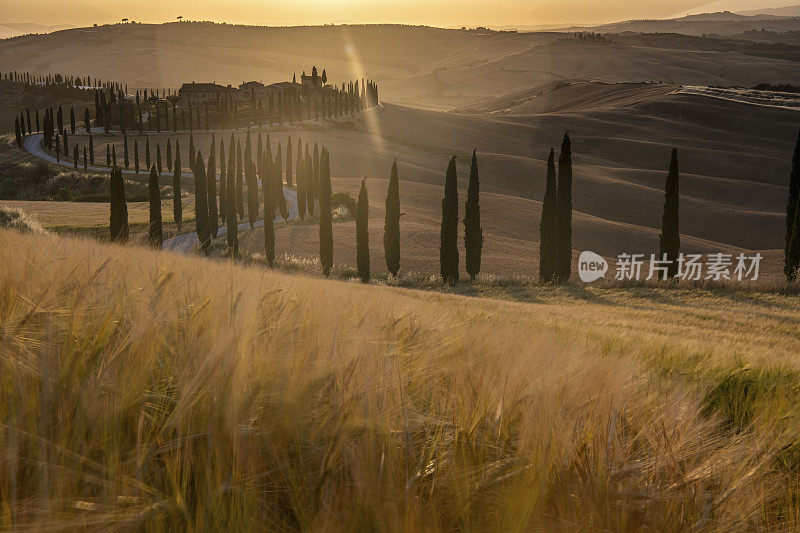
[1,230,800,530]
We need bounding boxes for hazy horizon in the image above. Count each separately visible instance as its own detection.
[1,0,798,30]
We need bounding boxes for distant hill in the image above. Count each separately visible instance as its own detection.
[740,5,800,17]
[0,22,73,39]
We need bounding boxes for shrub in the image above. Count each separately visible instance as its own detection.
[0,207,45,233]
[331,191,356,220]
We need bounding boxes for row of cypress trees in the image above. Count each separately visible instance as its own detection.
[784,132,800,281]
[539,133,573,283]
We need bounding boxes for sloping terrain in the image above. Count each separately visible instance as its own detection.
[2,229,800,529]
[3,23,800,111]
[66,81,794,279]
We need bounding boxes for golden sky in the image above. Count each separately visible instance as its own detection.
[1,0,794,28]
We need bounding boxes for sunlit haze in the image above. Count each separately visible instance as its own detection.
[1,0,797,28]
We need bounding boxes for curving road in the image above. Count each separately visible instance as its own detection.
[22,132,299,253]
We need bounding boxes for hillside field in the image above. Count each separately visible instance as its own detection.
[2,229,800,529]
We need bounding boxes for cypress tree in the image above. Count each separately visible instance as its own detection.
[89,134,94,165]
[83,145,87,170]
[305,148,314,215]
[148,165,163,249]
[166,138,172,172]
[188,134,195,172]
[26,109,31,134]
[145,137,151,169]
[285,136,292,186]
[539,149,558,282]
[109,167,129,242]
[55,135,60,162]
[219,138,227,221]
[274,143,289,220]
[14,117,21,148]
[207,140,218,238]
[173,140,182,229]
[134,140,139,174]
[263,154,275,267]
[464,149,483,281]
[156,143,162,174]
[227,134,236,220]
[246,134,258,227]
[785,131,800,281]
[63,131,69,158]
[659,148,680,279]
[111,143,116,168]
[36,109,40,133]
[70,106,76,134]
[194,152,211,255]
[356,178,370,283]
[440,156,459,284]
[313,143,320,200]
[123,133,129,169]
[297,146,306,219]
[555,132,573,283]
[84,108,90,133]
[226,149,239,257]
[105,143,110,166]
[236,140,244,218]
[383,160,400,277]
[73,145,78,169]
[319,148,333,277]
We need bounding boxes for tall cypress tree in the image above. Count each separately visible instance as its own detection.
[207,141,218,238]
[173,140,182,230]
[227,134,236,219]
[73,145,78,169]
[384,159,400,277]
[123,133,129,169]
[69,106,76,134]
[145,137,151,169]
[188,134,195,172]
[319,148,333,277]
[245,142,258,228]
[785,131,800,281]
[659,148,680,279]
[305,148,314,215]
[148,165,163,249]
[539,149,558,282]
[356,178,370,283]
[109,167,129,242]
[440,156,459,284]
[84,108,89,133]
[219,138,227,221]
[14,118,21,148]
[274,143,289,220]
[226,149,239,257]
[105,143,109,166]
[464,149,483,281]
[156,143,162,174]
[236,140,244,218]
[263,153,275,267]
[83,145,87,170]
[285,136,293,186]
[297,146,306,220]
[555,132,573,283]
[194,152,211,255]
[166,138,172,172]
[89,134,94,165]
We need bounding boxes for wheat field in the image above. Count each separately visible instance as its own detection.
[1,229,800,530]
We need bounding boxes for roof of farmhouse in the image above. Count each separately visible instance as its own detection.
[180,82,235,92]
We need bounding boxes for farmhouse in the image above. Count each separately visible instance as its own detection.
[179,82,237,105]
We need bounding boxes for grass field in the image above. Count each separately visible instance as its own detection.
[2,229,799,529]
